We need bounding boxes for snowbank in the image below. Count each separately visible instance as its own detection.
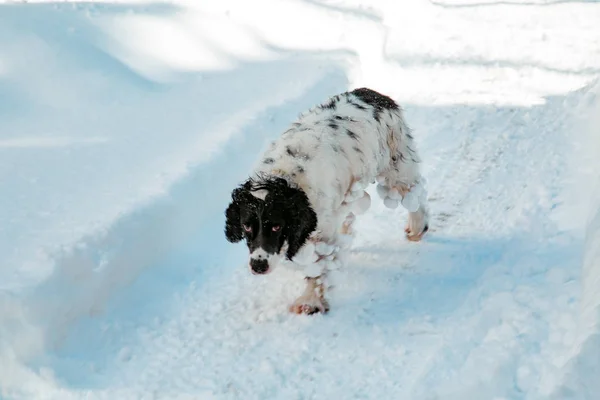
[0,64,348,398]
[571,82,600,395]
[0,2,349,395]
[549,80,600,399]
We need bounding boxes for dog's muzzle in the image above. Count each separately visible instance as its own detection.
[250,258,269,274]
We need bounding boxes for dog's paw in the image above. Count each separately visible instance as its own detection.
[289,295,330,315]
[405,224,429,242]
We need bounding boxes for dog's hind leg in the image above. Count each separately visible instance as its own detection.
[404,190,430,241]
[376,154,430,241]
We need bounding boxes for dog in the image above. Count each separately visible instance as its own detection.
[224,87,429,315]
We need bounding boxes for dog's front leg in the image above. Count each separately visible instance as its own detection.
[288,227,346,315]
[289,275,329,315]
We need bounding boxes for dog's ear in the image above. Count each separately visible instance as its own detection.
[283,188,318,260]
[224,186,248,243]
[225,201,242,242]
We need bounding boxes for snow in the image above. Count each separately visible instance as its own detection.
[546,80,600,400]
[376,179,428,212]
[1,0,600,399]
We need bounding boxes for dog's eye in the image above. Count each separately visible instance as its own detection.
[243,224,252,232]
[271,225,281,232]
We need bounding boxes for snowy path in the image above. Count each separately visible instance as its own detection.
[1,0,600,399]
[60,86,585,400]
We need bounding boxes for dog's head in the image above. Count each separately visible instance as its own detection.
[224,175,317,275]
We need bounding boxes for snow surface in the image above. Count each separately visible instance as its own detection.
[1,0,600,399]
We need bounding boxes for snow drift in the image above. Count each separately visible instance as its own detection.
[549,80,600,400]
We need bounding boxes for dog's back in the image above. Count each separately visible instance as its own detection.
[254,88,419,216]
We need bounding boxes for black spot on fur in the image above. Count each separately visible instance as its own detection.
[334,115,354,122]
[297,166,304,173]
[350,87,399,111]
[346,129,358,140]
[321,97,338,110]
[349,100,367,110]
[328,122,339,130]
[331,144,343,153]
[286,145,310,161]
[290,122,311,133]
[263,158,274,164]
[353,146,363,154]
[345,87,401,124]
[373,109,381,123]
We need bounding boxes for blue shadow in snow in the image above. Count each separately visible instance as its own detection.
[30,57,350,389]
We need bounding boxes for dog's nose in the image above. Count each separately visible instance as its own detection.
[250,258,269,274]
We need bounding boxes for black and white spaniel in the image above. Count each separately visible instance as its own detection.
[224,88,429,315]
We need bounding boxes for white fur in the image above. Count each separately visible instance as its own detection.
[250,248,269,259]
[291,241,318,265]
[351,191,371,215]
[250,189,269,200]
